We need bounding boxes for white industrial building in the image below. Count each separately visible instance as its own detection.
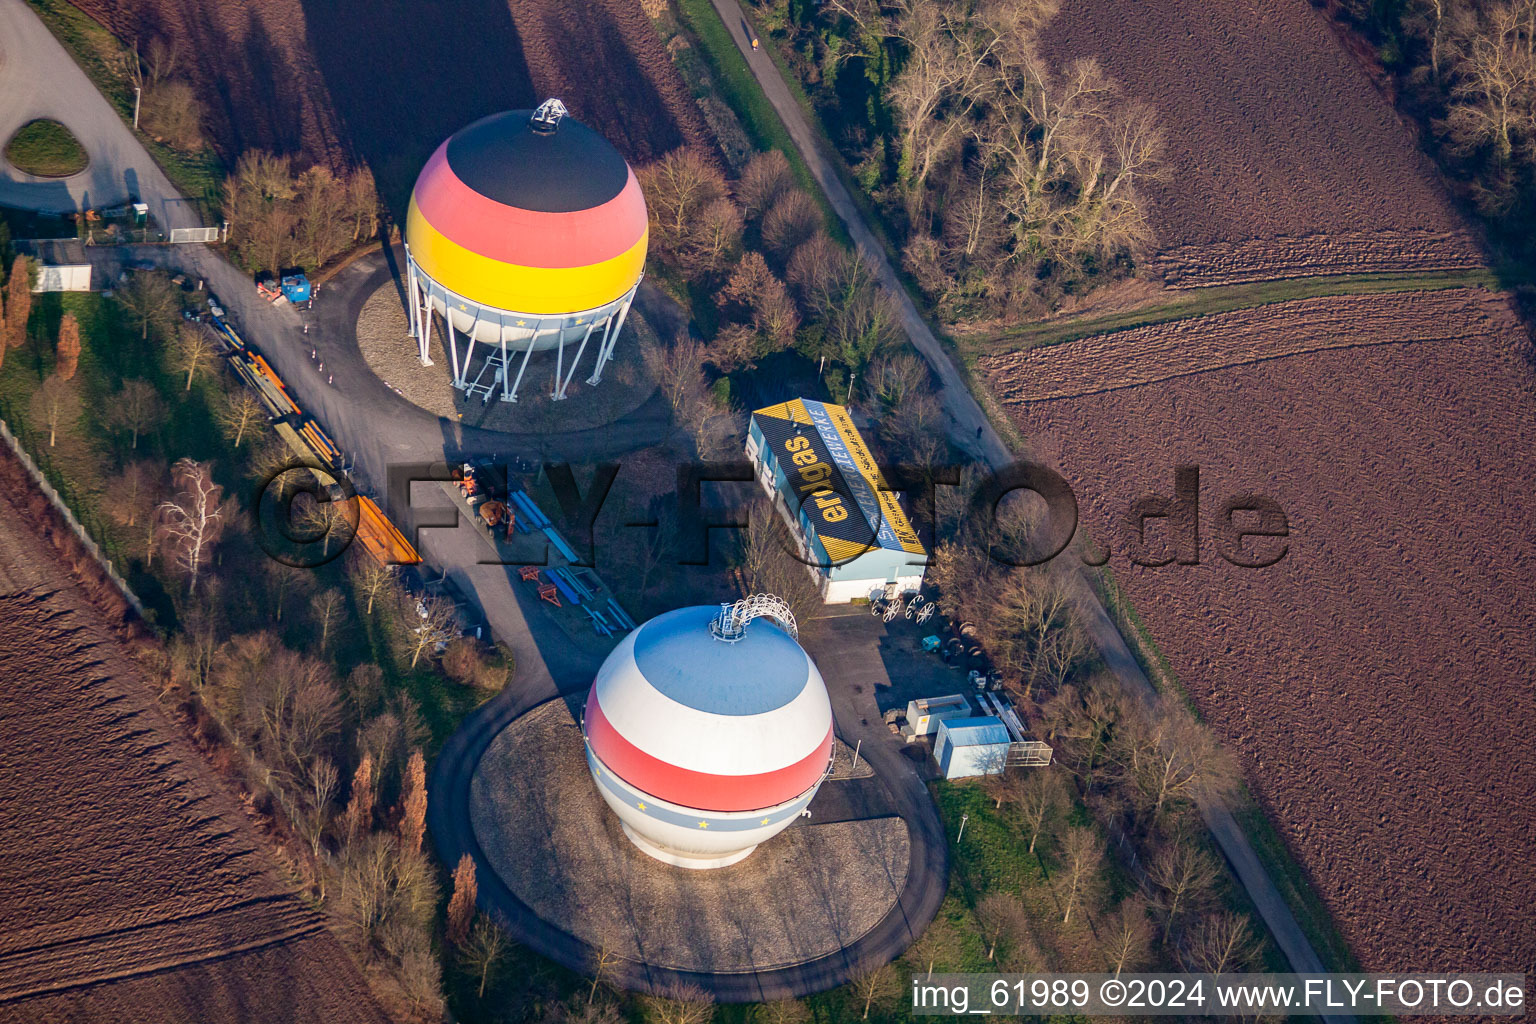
[747,398,926,603]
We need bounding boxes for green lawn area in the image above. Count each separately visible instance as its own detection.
[5,119,88,177]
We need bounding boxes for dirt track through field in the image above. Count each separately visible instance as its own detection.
[987,290,1536,977]
[983,289,1515,401]
[0,463,388,1023]
[1042,0,1485,284]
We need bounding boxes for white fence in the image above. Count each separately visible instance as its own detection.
[31,263,92,292]
[169,226,219,243]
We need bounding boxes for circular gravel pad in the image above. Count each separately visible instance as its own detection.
[354,282,658,433]
[470,700,909,973]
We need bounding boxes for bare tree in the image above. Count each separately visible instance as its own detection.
[1115,698,1239,818]
[352,557,398,616]
[1101,897,1153,976]
[1056,825,1103,924]
[760,189,822,257]
[398,748,427,854]
[446,852,478,944]
[753,999,811,1024]
[645,332,706,417]
[459,914,508,999]
[642,982,715,1024]
[55,313,81,380]
[218,388,266,448]
[30,374,80,447]
[974,891,1027,960]
[1179,911,1261,974]
[298,756,339,861]
[587,943,621,1004]
[738,506,822,634]
[1041,675,1125,789]
[1143,841,1221,939]
[141,80,205,151]
[116,270,179,340]
[172,322,217,390]
[105,460,166,554]
[293,164,352,268]
[684,198,744,278]
[244,646,342,777]
[988,574,1089,700]
[400,592,459,668]
[314,587,346,652]
[267,560,314,624]
[849,962,899,1020]
[737,150,795,220]
[1017,770,1063,854]
[1442,2,1536,166]
[562,1001,627,1024]
[292,490,357,558]
[109,378,166,449]
[398,936,446,1017]
[639,148,731,268]
[157,458,230,593]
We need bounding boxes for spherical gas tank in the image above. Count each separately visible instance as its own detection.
[405,102,647,347]
[582,604,834,868]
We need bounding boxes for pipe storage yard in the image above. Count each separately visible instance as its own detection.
[206,307,419,567]
[442,461,638,640]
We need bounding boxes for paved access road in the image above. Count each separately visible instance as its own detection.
[708,0,1350,997]
[0,0,200,225]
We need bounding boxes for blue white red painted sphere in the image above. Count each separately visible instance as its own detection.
[583,605,834,868]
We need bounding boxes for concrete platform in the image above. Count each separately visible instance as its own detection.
[354,279,658,432]
[469,699,909,974]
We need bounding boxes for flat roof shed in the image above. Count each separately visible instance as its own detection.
[934,716,1012,779]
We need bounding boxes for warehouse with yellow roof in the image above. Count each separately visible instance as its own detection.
[747,398,927,603]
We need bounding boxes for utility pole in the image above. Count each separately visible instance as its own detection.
[847,372,856,404]
[133,85,141,130]
[850,738,862,772]
[957,812,969,844]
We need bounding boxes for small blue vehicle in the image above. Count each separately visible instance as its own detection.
[921,635,942,653]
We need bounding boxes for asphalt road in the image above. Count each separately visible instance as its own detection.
[0,0,200,226]
[709,0,1350,995]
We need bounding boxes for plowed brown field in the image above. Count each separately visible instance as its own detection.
[1042,0,1486,285]
[985,288,1536,975]
[73,0,714,203]
[0,458,388,1023]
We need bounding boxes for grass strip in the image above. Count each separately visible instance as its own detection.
[674,0,835,226]
[965,268,1503,357]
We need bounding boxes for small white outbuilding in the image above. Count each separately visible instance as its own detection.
[934,716,1012,779]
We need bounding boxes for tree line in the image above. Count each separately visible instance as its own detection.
[640,146,906,454]
[222,151,380,275]
[1337,0,1536,267]
[922,502,1263,978]
[752,0,1166,323]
